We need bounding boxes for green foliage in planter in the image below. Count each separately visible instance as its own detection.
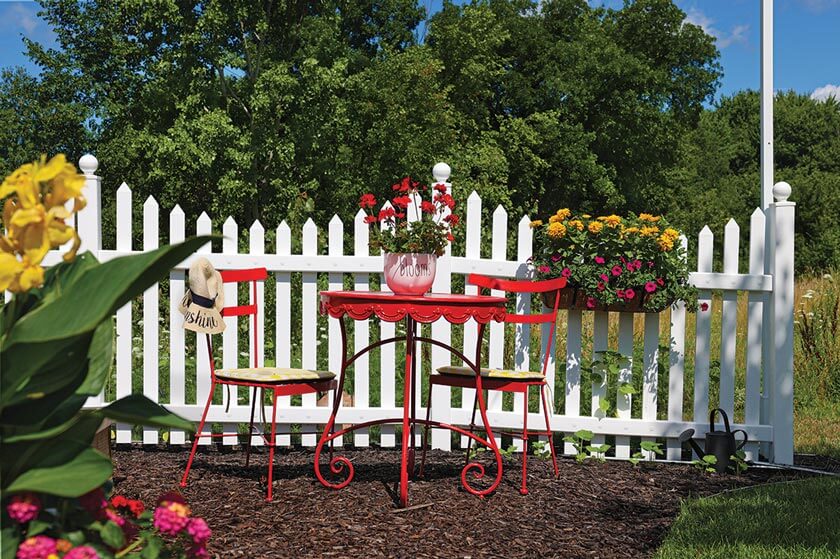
[1,238,210,499]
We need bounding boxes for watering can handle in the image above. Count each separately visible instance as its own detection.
[709,408,732,433]
[732,429,748,450]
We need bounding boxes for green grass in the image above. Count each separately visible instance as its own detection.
[656,477,840,559]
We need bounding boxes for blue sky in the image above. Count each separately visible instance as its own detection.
[1,0,838,102]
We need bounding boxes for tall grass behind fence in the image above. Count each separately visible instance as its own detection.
[10,156,798,464]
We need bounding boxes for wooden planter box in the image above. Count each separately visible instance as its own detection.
[93,419,114,459]
[541,287,656,313]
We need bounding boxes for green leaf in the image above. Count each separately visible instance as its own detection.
[703,455,717,464]
[574,429,593,441]
[618,383,637,396]
[6,448,112,497]
[597,398,611,414]
[101,394,193,432]
[26,520,51,536]
[2,526,20,559]
[1,237,212,409]
[141,535,164,559]
[100,520,126,549]
[640,441,664,455]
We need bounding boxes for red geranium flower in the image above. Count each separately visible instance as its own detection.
[359,193,377,209]
[700,302,709,312]
[445,214,460,226]
[421,201,436,214]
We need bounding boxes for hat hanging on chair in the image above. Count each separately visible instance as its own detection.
[179,257,225,334]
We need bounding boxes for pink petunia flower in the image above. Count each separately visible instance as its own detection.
[599,273,609,282]
[186,518,212,545]
[616,289,625,299]
[586,297,597,309]
[656,277,665,286]
[594,256,605,264]
[15,536,56,559]
[561,267,572,278]
[7,494,40,524]
[645,282,657,293]
[647,261,654,268]
[611,265,622,277]
[64,546,100,559]
[538,265,551,274]
[633,259,642,270]
[597,282,605,292]
[625,288,636,300]
[550,254,561,262]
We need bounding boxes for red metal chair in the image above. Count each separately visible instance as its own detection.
[420,273,567,495]
[180,268,337,501]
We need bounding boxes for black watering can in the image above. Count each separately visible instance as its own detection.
[678,408,747,473]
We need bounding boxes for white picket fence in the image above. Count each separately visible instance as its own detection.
[35,155,795,464]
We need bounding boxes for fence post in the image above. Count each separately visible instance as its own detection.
[769,181,795,464]
[76,154,102,257]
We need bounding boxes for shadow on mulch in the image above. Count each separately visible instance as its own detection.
[112,446,814,559]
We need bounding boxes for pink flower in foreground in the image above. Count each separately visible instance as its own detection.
[15,536,56,559]
[700,302,709,312]
[611,265,622,277]
[153,501,190,536]
[586,297,597,309]
[625,288,636,300]
[561,267,572,278]
[645,281,657,293]
[7,494,40,524]
[594,256,605,264]
[538,265,551,274]
[64,546,100,559]
[186,518,212,545]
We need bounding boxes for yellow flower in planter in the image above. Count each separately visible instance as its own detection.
[555,208,571,220]
[640,225,660,237]
[588,221,603,234]
[658,234,675,252]
[622,226,640,236]
[548,214,562,223]
[598,214,622,227]
[529,219,543,228]
[639,213,661,222]
[567,219,584,231]
[0,154,85,292]
[662,227,680,240]
[547,222,567,238]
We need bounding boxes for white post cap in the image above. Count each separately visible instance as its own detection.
[432,162,451,183]
[79,154,99,175]
[772,181,791,202]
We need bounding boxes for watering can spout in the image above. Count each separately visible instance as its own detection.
[679,428,705,457]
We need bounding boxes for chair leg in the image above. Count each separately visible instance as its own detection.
[419,380,434,478]
[266,390,278,502]
[540,382,559,478]
[463,388,480,469]
[181,380,215,487]
[520,386,529,496]
[245,387,258,467]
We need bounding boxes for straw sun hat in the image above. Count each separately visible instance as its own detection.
[179,257,225,334]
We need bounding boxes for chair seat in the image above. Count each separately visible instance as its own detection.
[435,365,545,381]
[215,367,336,383]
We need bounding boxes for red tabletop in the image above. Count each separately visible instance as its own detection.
[320,291,507,324]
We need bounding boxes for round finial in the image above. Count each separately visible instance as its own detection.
[79,154,98,175]
[773,181,791,202]
[432,162,451,183]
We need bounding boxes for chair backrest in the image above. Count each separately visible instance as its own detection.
[205,268,268,371]
[467,273,567,376]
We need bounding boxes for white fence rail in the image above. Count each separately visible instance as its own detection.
[33,156,795,464]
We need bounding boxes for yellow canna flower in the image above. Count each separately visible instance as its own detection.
[555,208,571,221]
[588,221,603,234]
[547,222,567,238]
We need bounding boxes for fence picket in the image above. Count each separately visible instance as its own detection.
[615,313,634,458]
[301,219,318,446]
[719,219,740,418]
[488,206,507,446]
[513,217,533,452]
[693,226,714,457]
[249,220,266,446]
[222,217,239,446]
[195,212,212,445]
[591,312,609,447]
[460,191,482,447]
[115,183,133,444]
[667,237,688,460]
[745,209,766,460]
[564,310,583,454]
[328,215,345,447]
[642,313,660,459]
[275,222,292,446]
[142,196,159,444]
[168,205,186,444]
[379,205,396,447]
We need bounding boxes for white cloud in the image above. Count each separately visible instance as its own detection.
[798,0,840,12]
[684,8,749,50]
[811,84,840,102]
[7,3,40,35]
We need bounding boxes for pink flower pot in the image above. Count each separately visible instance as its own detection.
[383,253,437,295]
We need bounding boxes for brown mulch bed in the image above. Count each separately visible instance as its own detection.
[112,446,814,559]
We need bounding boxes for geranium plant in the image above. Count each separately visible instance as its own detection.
[4,488,211,558]
[358,177,459,256]
[529,209,697,312]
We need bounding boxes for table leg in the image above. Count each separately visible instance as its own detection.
[399,316,416,507]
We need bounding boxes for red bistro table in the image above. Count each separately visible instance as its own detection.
[316,291,507,507]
